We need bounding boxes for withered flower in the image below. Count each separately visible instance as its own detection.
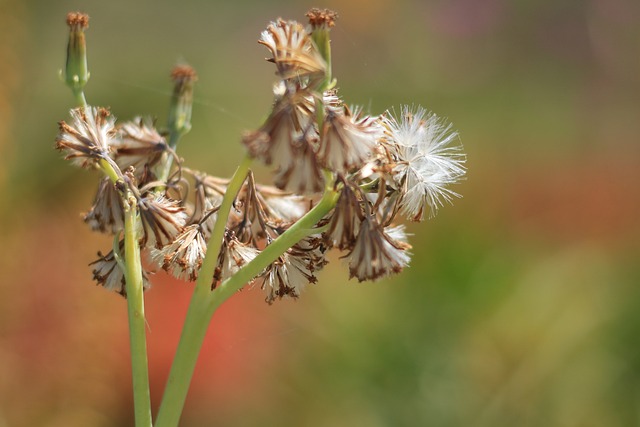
[56,106,116,168]
[213,233,260,286]
[255,183,309,223]
[139,194,187,249]
[84,177,125,233]
[152,224,207,282]
[272,132,325,194]
[259,19,327,83]
[260,235,327,304]
[242,89,315,165]
[317,106,383,175]
[113,118,168,173]
[347,216,411,282]
[189,180,221,239]
[324,182,363,250]
[90,241,151,296]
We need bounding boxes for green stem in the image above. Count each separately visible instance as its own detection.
[196,155,253,292]
[123,194,153,427]
[157,130,181,183]
[68,75,152,427]
[73,88,87,108]
[155,155,252,427]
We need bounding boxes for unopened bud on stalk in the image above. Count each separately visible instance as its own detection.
[305,8,338,89]
[64,12,90,93]
[167,65,197,142]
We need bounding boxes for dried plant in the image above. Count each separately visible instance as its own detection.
[56,9,466,426]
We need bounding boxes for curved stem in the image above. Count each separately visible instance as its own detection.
[123,194,153,427]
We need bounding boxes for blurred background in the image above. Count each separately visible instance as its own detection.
[1,0,639,425]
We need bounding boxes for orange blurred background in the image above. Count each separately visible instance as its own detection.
[1,0,639,426]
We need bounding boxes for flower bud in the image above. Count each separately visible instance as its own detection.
[167,65,197,140]
[64,12,90,92]
[305,8,338,89]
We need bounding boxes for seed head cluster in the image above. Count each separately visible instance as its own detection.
[56,10,465,302]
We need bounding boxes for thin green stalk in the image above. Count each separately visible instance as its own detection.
[73,89,87,108]
[123,195,153,427]
[155,155,252,427]
[196,155,253,291]
[157,130,181,183]
[81,90,152,426]
[66,37,152,427]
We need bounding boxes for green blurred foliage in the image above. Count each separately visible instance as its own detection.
[1,0,639,426]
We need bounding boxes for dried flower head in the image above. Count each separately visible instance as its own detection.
[347,216,412,282]
[243,89,315,164]
[324,182,363,250]
[189,174,225,238]
[84,177,125,233]
[213,233,260,286]
[243,90,324,193]
[385,106,466,220]
[254,183,309,223]
[260,235,327,304]
[152,224,207,282]
[139,194,187,249]
[259,19,327,82]
[56,106,116,168]
[272,132,325,194]
[90,242,151,296]
[113,118,168,173]
[318,106,383,174]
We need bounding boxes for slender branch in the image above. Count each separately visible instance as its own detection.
[197,155,253,291]
[123,193,153,427]
[73,85,152,426]
[156,130,181,183]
